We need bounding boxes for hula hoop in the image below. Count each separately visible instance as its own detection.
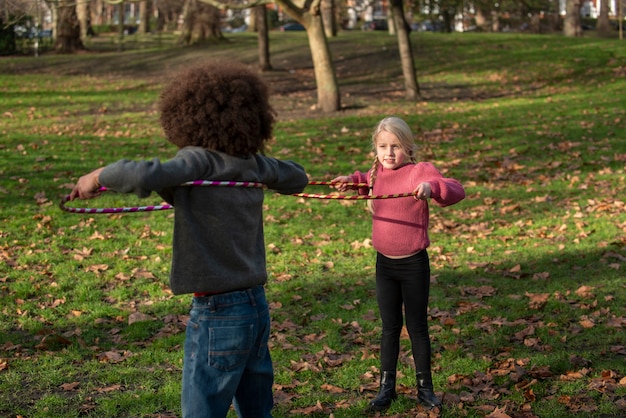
[292,191,416,200]
[291,181,417,200]
[59,181,265,214]
[59,180,417,214]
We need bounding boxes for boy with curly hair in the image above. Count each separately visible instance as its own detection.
[70,61,309,417]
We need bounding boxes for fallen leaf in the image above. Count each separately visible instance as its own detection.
[61,382,80,391]
[128,312,155,325]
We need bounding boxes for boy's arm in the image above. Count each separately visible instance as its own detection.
[69,167,105,200]
[97,154,202,198]
[258,157,309,195]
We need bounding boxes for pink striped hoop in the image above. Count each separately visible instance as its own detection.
[59,181,265,214]
[59,180,417,214]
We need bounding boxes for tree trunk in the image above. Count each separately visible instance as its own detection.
[390,0,419,100]
[76,0,89,40]
[563,0,582,36]
[249,7,257,31]
[139,0,151,34]
[276,0,341,112]
[617,0,624,41]
[180,0,222,45]
[321,0,337,37]
[55,0,84,53]
[117,2,125,51]
[306,16,340,112]
[256,5,271,71]
[387,10,396,35]
[596,0,611,35]
[92,0,103,25]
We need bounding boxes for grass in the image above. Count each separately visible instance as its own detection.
[1,31,625,417]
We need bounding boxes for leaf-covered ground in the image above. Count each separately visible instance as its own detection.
[0,31,625,418]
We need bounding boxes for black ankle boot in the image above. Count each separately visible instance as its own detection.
[416,372,442,408]
[368,371,397,411]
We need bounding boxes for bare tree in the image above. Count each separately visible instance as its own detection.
[275,0,340,112]
[116,1,124,50]
[54,0,84,52]
[180,0,223,44]
[389,0,419,100]
[255,5,271,70]
[138,0,151,34]
[76,0,89,40]
[204,0,340,111]
[155,0,184,31]
[617,0,624,40]
[563,0,582,36]
[596,0,611,35]
[321,0,336,37]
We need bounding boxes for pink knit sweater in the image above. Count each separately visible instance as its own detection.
[350,162,465,257]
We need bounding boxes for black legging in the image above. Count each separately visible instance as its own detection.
[375,250,432,372]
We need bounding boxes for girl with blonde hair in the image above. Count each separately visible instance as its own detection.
[332,116,465,412]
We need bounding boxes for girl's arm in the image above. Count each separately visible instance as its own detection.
[414,163,465,207]
[414,182,431,201]
[331,171,369,193]
[330,175,352,191]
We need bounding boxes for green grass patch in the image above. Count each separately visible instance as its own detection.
[1,31,624,417]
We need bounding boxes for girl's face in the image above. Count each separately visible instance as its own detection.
[375,130,409,170]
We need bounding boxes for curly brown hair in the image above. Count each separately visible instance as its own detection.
[158,60,275,155]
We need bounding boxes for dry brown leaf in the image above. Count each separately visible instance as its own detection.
[320,383,344,393]
[85,264,108,273]
[575,285,595,298]
[579,316,595,329]
[525,292,549,309]
[60,381,80,391]
[128,312,155,325]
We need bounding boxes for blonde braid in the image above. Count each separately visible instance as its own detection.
[367,157,379,214]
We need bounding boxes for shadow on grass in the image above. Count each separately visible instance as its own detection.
[0,238,622,417]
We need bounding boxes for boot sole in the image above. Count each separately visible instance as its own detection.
[418,399,443,409]
[367,404,392,412]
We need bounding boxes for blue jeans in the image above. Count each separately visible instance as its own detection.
[181,285,274,418]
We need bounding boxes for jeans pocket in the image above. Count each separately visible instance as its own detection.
[208,324,254,371]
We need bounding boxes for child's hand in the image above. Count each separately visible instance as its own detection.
[330,176,351,192]
[69,167,105,200]
[413,182,431,200]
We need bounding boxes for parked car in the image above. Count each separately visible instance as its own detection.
[412,20,443,32]
[222,24,248,33]
[362,19,388,31]
[14,26,53,39]
[279,22,305,31]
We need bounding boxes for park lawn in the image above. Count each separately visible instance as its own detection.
[0,31,625,417]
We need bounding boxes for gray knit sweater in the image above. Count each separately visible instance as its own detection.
[99,146,308,295]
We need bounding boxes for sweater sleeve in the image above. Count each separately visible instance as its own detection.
[98,158,175,198]
[415,162,465,207]
[255,156,309,194]
[98,149,208,198]
[349,170,370,195]
[99,148,310,198]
